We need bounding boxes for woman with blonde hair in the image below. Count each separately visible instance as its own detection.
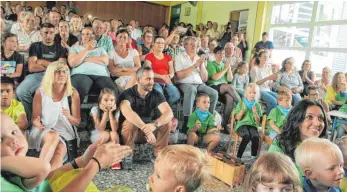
[325,72,346,108]
[314,66,331,100]
[30,61,81,162]
[69,15,83,41]
[34,6,44,18]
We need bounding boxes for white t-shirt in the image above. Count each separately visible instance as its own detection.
[113,48,139,68]
[174,52,203,84]
[250,65,273,92]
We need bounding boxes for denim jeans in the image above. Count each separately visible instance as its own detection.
[292,93,302,106]
[336,125,346,139]
[153,83,181,106]
[16,72,44,121]
[260,90,278,115]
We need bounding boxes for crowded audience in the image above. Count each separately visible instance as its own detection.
[1,2,347,191]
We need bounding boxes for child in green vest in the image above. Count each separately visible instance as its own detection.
[234,83,263,160]
[186,93,223,153]
[267,91,292,139]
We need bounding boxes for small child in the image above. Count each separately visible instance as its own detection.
[243,152,302,192]
[337,136,347,191]
[187,93,223,153]
[90,88,119,144]
[232,61,250,98]
[234,83,262,160]
[295,137,344,192]
[336,82,347,138]
[1,32,24,86]
[148,144,210,192]
[267,91,292,139]
[0,76,28,132]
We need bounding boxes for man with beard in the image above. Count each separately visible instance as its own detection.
[119,66,173,166]
[16,23,67,120]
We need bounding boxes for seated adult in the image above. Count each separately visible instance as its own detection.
[207,39,217,62]
[92,19,115,67]
[103,20,115,42]
[268,99,328,183]
[254,32,274,54]
[206,22,220,40]
[167,33,183,60]
[314,66,330,100]
[144,36,180,106]
[298,60,315,96]
[16,23,67,120]
[109,29,141,92]
[10,10,26,34]
[250,50,278,114]
[69,15,83,41]
[207,46,240,128]
[54,20,78,51]
[13,11,41,59]
[325,72,346,108]
[119,66,173,162]
[68,27,119,104]
[137,30,153,63]
[199,35,209,54]
[174,36,218,133]
[276,57,303,105]
[48,10,61,34]
[31,61,80,160]
[223,42,241,71]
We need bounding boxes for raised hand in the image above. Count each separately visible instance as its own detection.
[93,143,133,169]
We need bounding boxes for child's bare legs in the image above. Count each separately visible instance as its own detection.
[110,131,119,144]
[203,133,221,153]
[40,130,63,170]
[49,140,66,171]
[187,132,199,146]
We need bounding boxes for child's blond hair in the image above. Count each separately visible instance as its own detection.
[243,152,302,192]
[337,136,347,162]
[156,145,210,192]
[278,90,292,102]
[295,137,343,171]
[245,83,260,101]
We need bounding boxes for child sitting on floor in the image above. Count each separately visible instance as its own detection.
[234,83,262,160]
[337,136,347,191]
[243,152,302,192]
[0,76,28,132]
[148,144,210,192]
[267,91,292,140]
[295,137,344,192]
[0,113,132,192]
[90,88,119,144]
[186,93,223,153]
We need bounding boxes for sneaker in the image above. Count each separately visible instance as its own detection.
[111,162,121,170]
[122,155,133,170]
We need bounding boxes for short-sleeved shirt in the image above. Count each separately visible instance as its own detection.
[207,61,229,86]
[54,33,78,47]
[267,107,287,134]
[206,29,221,39]
[277,71,303,90]
[250,65,273,91]
[1,175,51,192]
[167,45,183,59]
[90,106,120,131]
[254,40,274,52]
[1,51,24,77]
[114,49,139,69]
[231,73,249,92]
[145,53,172,84]
[118,85,166,126]
[14,28,42,47]
[28,42,67,72]
[325,86,337,105]
[234,100,262,131]
[336,93,347,103]
[0,99,26,124]
[96,34,115,59]
[69,46,109,76]
[187,110,214,135]
[174,52,203,84]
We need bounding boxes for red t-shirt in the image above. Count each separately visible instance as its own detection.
[145,53,172,84]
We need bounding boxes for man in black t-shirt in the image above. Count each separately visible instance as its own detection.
[119,66,173,160]
[16,23,67,120]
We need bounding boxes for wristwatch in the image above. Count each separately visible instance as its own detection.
[154,121,160,129]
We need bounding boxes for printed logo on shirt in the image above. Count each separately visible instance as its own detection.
[42,52,57,59]
[0,61,16,74]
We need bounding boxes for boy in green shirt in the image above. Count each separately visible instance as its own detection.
[187,93,223,153]
[267,91,292,139]
[234,83,262,159]
[336,82,347,138]
[0,76,28,132]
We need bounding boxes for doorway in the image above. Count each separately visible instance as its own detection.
[230,9,249,33]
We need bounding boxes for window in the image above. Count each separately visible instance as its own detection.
[268,1,347,75]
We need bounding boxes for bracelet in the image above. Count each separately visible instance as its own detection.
[70,159,79,169]
[91,157,101,171]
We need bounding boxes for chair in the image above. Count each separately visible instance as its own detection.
[228,111,271,159]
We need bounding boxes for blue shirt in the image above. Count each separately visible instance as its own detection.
[303,177,342,192]
[254,40,274,52]
[69,46,109,76]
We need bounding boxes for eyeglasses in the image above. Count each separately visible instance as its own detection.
[55,69,69,74]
